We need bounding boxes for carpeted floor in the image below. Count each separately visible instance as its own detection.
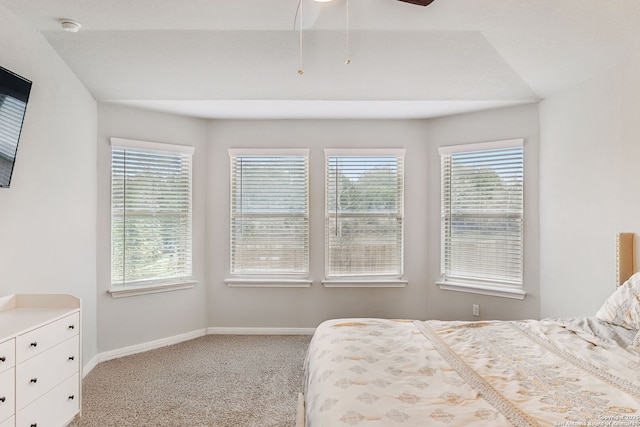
[68,334,312,427]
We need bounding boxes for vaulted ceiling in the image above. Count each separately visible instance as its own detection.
[1,0,638,119]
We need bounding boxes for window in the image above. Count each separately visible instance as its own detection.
[325,149,405,282]
[229,149,309,277]
[438,139,524,297]
[111,138,194,289]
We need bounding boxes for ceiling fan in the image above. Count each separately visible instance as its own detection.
[296,0,435,73]
[314,0,435,5]
[397,0,435,5]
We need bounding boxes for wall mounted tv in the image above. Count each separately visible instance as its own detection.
[0,65,32,188]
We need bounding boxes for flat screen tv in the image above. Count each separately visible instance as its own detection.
[0,65,32,188]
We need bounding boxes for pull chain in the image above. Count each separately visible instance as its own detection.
[296,0,350,73]
[345,0,351,65]
[298,0,304,75]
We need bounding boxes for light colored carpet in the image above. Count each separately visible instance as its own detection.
[69,335,311,427]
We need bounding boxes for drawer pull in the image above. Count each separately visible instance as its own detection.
[0,356,5,362]
[68,395,75,400]
[30,342,38,347]
[0,396,5,402]
[30,378,38,383]
[31,424,37,427]
[68,356,75,361]
[68,325,75,330]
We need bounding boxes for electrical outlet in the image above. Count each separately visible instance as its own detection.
[472,304,480,317]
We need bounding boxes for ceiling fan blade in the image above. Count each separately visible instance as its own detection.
[397,0,436,6]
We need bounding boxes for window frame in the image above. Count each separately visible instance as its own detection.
[437,139,526,300]
[225,148,311,287]
[109,137,196,298]
[323,148,407,288]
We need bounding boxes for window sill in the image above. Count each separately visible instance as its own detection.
[322,279,408,288]
[108,280,197,299]
[224,278,313,288]
[436,281,526,300]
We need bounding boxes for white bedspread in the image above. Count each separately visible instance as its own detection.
[304,318,640,426]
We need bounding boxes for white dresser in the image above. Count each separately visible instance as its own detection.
[0,295,81,427]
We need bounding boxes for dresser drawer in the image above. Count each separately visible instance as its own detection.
[0,368,15,424]
[15,336,79,411]
[0,415,14,427]
[16,373,79,427]
[16,313,79,363]
[0,340,14,374]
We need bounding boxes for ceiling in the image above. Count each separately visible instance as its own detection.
[1,0,639,119]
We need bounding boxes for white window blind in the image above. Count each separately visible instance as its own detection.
[229,149,309,276]
[111,138,194,287]
[440,140,524,287]
[325,149,405,279]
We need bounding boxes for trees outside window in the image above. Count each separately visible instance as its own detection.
[439,140,524,289]
[229,149,309,276]
[325,149,405,279]
[111,138,194,287]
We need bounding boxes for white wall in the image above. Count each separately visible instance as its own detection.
[6,0,631,359]
[426,104,540,321]
[539,58,640,318]
[206,106,540,328]
[206,120,431,328]
[0,6,98,364]
[96,103,208,352]
[0,2,542,356]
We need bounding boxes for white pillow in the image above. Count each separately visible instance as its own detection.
[596,272,640,330]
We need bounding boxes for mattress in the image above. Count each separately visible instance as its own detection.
[303,318,640,426]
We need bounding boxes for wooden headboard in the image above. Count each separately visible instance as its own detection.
[617,232,635,286]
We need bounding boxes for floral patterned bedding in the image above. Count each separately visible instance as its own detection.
[303,318,640,426]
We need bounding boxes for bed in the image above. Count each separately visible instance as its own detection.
[301,234,640,426]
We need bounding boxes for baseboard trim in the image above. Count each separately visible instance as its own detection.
[84,329,207,376]
[82,355,100,378]
[83,326,315,377]
[207,327,316,336]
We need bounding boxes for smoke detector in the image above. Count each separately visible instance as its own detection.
[59,19,82,33]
